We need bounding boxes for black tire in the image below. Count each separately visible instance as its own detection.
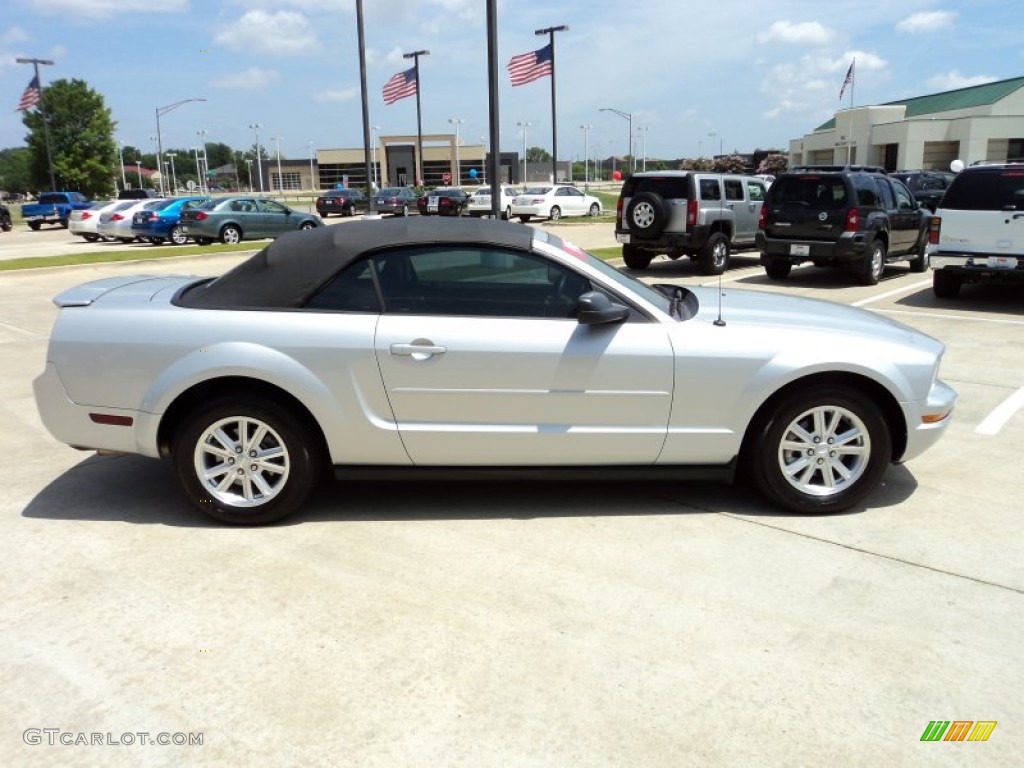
[625,192,668,237]
[168,224,188,246]
[220,224,242,245]
[764,259,792,279]
[622,244,653,270]
[118,237,134,244]
[172,397,321,525]
[518,215,532,223]
[933,270,962,299]
[699,232,730,275]
[549,206,562,221]
[909,236,929,273]
[28,221,42,231]
[859,239,885,285]
[149,237,165,245]
[747,386,892,514]
[0,214,12,232]
[195,237,212,246]
[504,205,512,221]
[82,233,100,242]
[60,218,69,229]
[317,210,329,218]
[300,221,316,231]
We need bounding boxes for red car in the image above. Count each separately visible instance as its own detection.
[417,187,471,216]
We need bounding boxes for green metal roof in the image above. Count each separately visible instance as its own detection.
[814,76,1024,132]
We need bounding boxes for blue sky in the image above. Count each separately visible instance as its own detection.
[3,0,1022,163]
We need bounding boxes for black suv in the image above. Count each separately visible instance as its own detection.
[756,166,930,285]
[890,170,955,212]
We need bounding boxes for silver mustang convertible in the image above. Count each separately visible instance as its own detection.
[33,218,956,524]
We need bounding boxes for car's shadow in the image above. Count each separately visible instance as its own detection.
[22,453,918,528]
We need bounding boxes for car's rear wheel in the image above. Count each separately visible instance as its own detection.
[504,205,512,220]
[220,225,242,244]
[172,397,321,525]
[549,206,562,221]
[748,387,891,514]
[622,244,652,270]
[932,269,962,299]
[909,236,929,273]
[699,232,730,275]
[28,221,41,231]
[859,239,885,285]
[764,259,792,279]
[168,224,188,246]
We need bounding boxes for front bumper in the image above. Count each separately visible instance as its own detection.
[900,378,957,463]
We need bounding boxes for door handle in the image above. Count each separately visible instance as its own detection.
[390,342,447,359]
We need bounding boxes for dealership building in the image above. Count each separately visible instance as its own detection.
[789,75,1024,171]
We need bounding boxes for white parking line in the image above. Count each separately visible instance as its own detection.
[851,279,932,306]
[975,387,1024,435]
[878,309,1024,327]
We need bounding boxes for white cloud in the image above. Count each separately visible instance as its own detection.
[760,51,887,119]
[758,21,834,45]
[313,88,359,103]
[33,0,189,20]
[927,70,998,92]
[896,11,956,34]
[215,11,318,56]
[210,67,281,90]
[3,26,29,44]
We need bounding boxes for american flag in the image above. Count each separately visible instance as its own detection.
[382,67,417,105]
[507,44,552,87]
[16,76,41,111]
[839,60,854,100]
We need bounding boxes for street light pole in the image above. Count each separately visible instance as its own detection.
[448,118,463,185]
[117,140,127,190]
[639,126,649,172]
[517,121,531,184]
[165,152,178,195]
[580,124,591,188]
[245,159,253,192]
[307,141,316,191]
[191,147,202,193]
[16,57,57,190]
[370,126,380,189]
[600,107,633,174]
[271,136,284,192]
[196,129,210,193]
[155,97,206,196]
[249,123,263,192]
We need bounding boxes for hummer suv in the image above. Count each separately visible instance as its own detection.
[929,162,1024,298]
[615,171,767,275]
[756,166,930,285]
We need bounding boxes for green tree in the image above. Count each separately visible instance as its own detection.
[680,157,714,171]
[757,153,788,175]
[204,141,234,171]
[0,147,33,194]
[21,78,117,196]
[526,146,551,163]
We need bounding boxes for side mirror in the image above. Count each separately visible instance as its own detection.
[576,291,630,325]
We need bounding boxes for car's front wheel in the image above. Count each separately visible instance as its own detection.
[82,233,100,242]
[504,205,512,221]
[699,232,730,275]
[300,221,316,231]
[220,225,242,244]
[909,236,929,273]
[172,397,321,525]
[748,387,891,514]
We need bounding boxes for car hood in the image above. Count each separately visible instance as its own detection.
[686,285,943,353]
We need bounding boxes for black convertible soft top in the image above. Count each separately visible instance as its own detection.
[178,216,535,309]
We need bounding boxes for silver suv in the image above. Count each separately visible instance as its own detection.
[929,163,1024,298]
[615,171,767,274]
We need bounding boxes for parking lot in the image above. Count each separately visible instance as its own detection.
[1,223,1020,765]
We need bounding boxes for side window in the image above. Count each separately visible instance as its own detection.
[699,179,721,201]
[891,180,914,210]
[304,260,382,313]
[724,179,744,201]
[371,247,591,318]
[746,181,765,201]
[261,200,288,214]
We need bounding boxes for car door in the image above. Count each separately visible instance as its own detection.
[887,179,921,253]
[371,245,675,465]
[259,199,293,236]
[724,178,759,241]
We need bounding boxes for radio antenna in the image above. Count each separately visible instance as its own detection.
[713,271,726,327]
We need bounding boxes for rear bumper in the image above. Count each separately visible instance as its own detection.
[931,253,1024,279]
[757,232,864,264]
[614,226,709,253]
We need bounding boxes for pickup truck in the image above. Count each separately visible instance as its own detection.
[21,192,92,230]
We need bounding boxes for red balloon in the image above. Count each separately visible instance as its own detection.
[612,170,622,181]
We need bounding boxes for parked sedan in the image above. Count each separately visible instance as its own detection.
[468,185,519,220]
[33,218,955,525]
[510,184,602,222]
[372,187,418,216]
[131,196,210,245]
[68,200,122,242]
[178,197,322,244]
[417,187,471,216]
[315,188,366,218]
[96,200,159,243]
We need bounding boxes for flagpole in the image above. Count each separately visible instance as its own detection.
[535,26,568,183]
[403,50,430,187]
[846,58,855,166]
[486,0,501,216]
[16,57,57,189]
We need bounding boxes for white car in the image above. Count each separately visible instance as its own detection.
[468,185,519,220]
[510,184,602,222]
[68,200,122,243]
[96,199,163,243]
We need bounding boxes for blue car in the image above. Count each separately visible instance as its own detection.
[131,196,210,245]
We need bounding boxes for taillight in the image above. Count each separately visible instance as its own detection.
[111,213,124,221]
[928,215,941,245]
[758,206,767,230]
[195,211,208,221]
[616,196,623,225]
[844,207,859,232]
[417,197,427,205]
[686,198,698,228]
[82,211,92,221]
[146,212,158,222]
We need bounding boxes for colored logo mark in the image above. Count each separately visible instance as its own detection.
[920,720,997,742]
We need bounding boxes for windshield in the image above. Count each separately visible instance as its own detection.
[378,188,403,196]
